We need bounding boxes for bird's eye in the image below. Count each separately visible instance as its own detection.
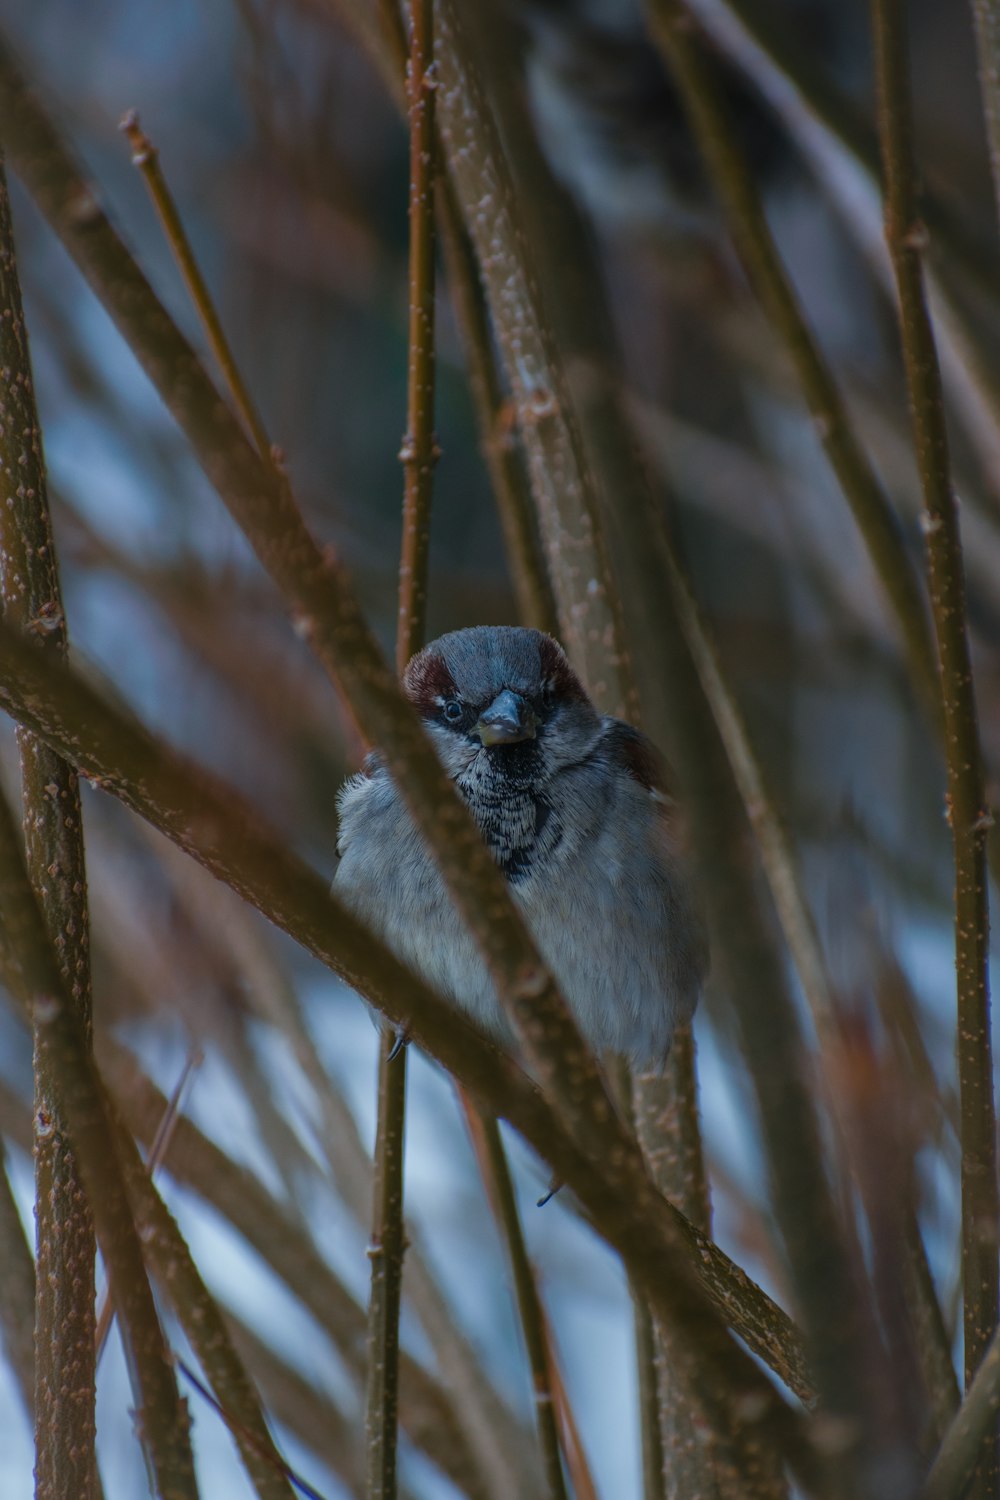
[540,682,556,711]
[442,699,463,723]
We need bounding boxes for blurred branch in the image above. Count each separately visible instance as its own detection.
[224,1315,368,1499]
[0,781,199,1500]
[643,0,938,726]
[175,1361,324,1500]
[0,152,97,1500]
[923,1318,1000,1500]
[684,0,1000,507]
[0,618,816,1444]
[871,4,998,1487]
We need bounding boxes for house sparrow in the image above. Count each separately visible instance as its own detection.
[334,626,706,1068]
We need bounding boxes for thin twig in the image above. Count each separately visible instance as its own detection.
[119,109,273,463]
[396,0,437,675]
[461,1105,570,1500]
[870,1,998,1488]
[366,1030,408,1500]
[367,1,437,1489]
[0,153,97,1500]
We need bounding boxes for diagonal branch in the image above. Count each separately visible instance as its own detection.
[0,152,96,1500]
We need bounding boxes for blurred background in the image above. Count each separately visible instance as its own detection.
[0,0,997,1494]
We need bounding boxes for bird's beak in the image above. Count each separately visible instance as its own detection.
[475,689,538,746]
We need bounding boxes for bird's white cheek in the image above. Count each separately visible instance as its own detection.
[425,724,480,778]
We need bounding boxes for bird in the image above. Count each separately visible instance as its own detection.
[333,625,706,1069]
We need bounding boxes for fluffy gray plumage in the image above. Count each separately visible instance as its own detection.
[334,626,706,1067]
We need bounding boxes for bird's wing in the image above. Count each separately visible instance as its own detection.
[599,718,689,847]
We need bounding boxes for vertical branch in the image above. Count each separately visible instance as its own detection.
[397,0,437,669]
[367,1,437,1495]
[366,1031,409,1500]
[0,783,199,1500]
[870,0,998,1486]
[0,157,98,1500]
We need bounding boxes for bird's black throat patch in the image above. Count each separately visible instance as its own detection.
[455,749,560,884]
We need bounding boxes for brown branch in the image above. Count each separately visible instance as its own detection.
[396,0,437,674]
[0,782,199,1500]
[0,153,97,1500]
[368,2,438,1488]
[870,1,998,1489]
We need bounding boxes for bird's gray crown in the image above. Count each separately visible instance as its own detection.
[405,626,586,710]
